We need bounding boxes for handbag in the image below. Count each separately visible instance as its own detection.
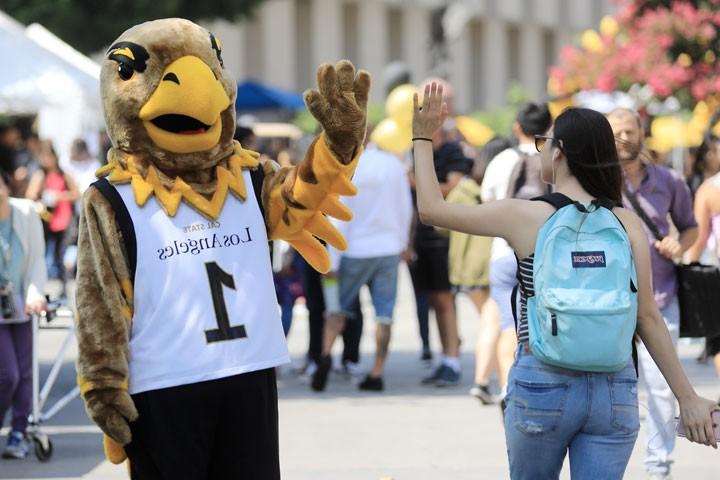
[623,185,720,338]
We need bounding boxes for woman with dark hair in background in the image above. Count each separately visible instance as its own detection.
[24,141,79,286]
[688,133,720,196]
[413,83,718,479]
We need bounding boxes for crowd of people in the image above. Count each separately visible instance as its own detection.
[1,87,719,472]
[271,90,720,478]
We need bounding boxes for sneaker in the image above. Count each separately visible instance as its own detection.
[435,364,461,387]
[421,365,444,385]
[336,361,364,379]
[311,355,332,392]
[469,383,497,405]
[2,431,29,459]
[358,375,384,391]
[648,473,672,480]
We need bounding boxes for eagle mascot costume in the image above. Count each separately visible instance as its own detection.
[75,18,369,479]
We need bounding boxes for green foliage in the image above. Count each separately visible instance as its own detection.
[469,81,529,137]
[3,0,265,53]
[292,109,319,134]
[292,103,386,134]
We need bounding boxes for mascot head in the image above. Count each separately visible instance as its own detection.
[101,18,236,173]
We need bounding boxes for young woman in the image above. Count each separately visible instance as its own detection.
[413,83,718,479]
[687,169,720,404]
[25,141,79,282]
[688,134,720,197]
[0,170,47,459]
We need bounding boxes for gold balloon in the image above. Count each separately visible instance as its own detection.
[385,84,418,127]
[371,118,412,155]
[455,116,494,147]
[548,97,575,119]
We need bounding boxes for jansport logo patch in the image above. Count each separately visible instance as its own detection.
[571,251,607,268]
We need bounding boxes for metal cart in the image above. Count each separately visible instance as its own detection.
[26,301,79,461]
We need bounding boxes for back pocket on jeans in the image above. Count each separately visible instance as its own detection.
[512,379,569,436]
[609,377,639,434]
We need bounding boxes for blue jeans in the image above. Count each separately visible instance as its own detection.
[504,346,639,479]
[339,255,400,324]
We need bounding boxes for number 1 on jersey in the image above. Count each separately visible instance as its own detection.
[204,261,248,343]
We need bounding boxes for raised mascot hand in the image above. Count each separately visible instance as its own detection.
[304,60,371,164]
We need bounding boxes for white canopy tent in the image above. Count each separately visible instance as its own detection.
[0,10,103,161]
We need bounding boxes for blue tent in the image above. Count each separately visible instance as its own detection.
[235,80,305,111]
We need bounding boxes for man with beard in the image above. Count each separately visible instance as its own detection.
[608,108,698,480]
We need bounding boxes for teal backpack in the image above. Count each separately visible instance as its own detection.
[522,193,638,372]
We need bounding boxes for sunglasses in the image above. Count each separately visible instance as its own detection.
[534,135,565,154]
[534,135,555,153]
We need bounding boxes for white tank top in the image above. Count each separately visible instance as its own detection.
[114,171,289,394]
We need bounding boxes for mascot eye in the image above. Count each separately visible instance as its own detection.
[117,62,135,81]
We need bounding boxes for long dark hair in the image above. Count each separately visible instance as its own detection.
[694,133,719,176]
[553,108,623,203]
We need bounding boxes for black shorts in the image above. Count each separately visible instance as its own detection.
[410,243,451,292]
[125,368,279,480]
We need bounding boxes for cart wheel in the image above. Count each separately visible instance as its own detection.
[33,436,53,462]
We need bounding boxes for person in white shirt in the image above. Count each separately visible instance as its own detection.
[312,143,413,392]
[479,103,552,397]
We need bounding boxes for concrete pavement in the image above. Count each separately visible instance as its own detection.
[1,266,718,479]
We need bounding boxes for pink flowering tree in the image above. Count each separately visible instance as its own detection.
[549,0,720,111]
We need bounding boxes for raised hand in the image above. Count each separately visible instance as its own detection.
[304,60,371,164]
[413,82,449,140]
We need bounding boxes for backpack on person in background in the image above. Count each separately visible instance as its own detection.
[525,193,638,372]
[506,149,550,200]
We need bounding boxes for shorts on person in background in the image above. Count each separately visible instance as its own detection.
[489,254,518,332]
[410,243,451,293]
[339,255,400,325]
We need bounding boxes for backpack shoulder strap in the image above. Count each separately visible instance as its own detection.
[249,166,266,219]
[531,192,574,210]
[90,178,137,283]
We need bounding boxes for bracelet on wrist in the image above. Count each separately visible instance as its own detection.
[412,137,433,143]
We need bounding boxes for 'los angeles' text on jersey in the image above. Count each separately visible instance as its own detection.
[156,228,253,260]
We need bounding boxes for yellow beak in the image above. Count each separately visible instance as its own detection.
[139,56,231,153]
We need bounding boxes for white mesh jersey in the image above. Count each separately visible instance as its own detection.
[114,171,289,394]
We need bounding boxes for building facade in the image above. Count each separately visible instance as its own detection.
[206,0,615,112]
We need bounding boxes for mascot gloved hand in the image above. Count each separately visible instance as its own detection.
[74,18,369,478]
